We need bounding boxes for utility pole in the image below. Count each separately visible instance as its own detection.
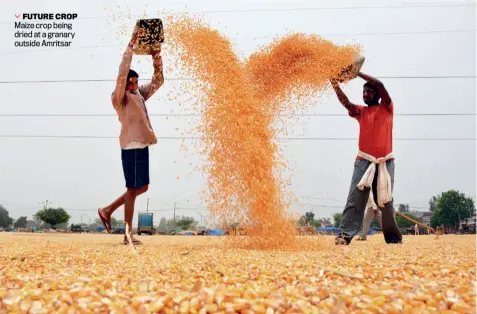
[40,200,51,210]
[146,197,149,214]
[173,202,176,231]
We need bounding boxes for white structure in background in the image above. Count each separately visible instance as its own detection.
[411,211,433,226]
[459,211,476,231]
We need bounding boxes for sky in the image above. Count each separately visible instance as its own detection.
[0,0,475,227]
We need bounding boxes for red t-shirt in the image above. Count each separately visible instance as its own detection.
[348,101,394,159]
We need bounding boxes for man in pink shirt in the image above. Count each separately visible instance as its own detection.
[98,26,164,245]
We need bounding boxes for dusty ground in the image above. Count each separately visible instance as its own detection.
[0,233,475,313]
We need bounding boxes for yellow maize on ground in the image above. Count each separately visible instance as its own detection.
[0,233,475,313]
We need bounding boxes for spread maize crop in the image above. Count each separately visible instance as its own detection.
[0,234,475,313]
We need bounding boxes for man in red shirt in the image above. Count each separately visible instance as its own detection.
[331,72,402,245]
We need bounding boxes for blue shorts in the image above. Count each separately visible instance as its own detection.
[121,147,150,188]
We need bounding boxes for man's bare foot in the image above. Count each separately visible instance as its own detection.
[123,234,143,245]
[98,208,112,233]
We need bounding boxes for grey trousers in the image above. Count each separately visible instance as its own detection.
[359,207,382,240]
[338,159,402,244]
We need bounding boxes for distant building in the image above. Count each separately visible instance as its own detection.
[459,211,476,230]
[320,219,333,228]
[25,220,36,229]
[411,211,433,225]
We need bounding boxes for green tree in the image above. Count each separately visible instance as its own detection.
[176,216,197,230]
[297,212,317,226]
[398,204,409,212]
[312,219,321,228]
[312,218,328,228]
[395,212,419,229]
[166,218,176,231]
[430,190,475,228]
[304,212,315,224]
[332,212,343,228]
[158,217,167,232]
[14,216,28,228]
[0,205,14,228]
[429,195,441,212]
[34,207,70,229]
[110,217,118,226]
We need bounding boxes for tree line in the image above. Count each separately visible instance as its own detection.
[1,190,474,231]
[300,190,475,229]
[0,204,201,232]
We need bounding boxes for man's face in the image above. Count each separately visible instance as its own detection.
[126,76,138,93]
[363,86,379,106]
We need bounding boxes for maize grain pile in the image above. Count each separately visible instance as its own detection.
[163,15,360,250]
[1,233,475,313]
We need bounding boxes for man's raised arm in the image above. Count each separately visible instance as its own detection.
[111,28,140,108]
[330,79,360,117]
[138,51,164,101]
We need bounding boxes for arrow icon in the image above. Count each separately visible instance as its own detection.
[15,14,21,19]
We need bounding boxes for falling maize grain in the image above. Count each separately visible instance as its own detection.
[164,15,360,250]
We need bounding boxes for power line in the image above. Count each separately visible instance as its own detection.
[164,3,477,14]
[0,134,474,141]
[0,44,122,55]
[0,76,474,85]
[2,29,474,55]
[324,29,476,36]
[0,113,474,117]
[0,78,193,84]
[1,2,473,24]
[380,76,475,79]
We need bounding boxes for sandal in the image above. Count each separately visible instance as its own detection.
[97,209,111,233]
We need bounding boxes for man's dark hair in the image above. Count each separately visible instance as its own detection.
[363,81,377,92]
[128,69,139,80]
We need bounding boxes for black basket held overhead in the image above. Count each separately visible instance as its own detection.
[336,53,365,82]
[133,18,165,55]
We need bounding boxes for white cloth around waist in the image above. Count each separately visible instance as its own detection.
[122,141,150,150]
[357,151,394,207]
[367,190,378,209]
